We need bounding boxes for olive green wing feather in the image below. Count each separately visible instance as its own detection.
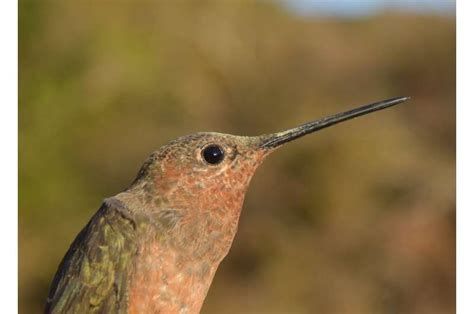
[45,198,137,314]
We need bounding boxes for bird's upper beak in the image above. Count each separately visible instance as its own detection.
[259,96,409,149]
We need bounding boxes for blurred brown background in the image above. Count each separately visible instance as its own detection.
[19,1,455,313]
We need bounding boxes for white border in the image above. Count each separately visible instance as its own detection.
[0,0,18,312]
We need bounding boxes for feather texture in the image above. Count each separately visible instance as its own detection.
[45,199,137,313]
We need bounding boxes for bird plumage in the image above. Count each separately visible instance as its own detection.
[45,97,408,313]
[46,198,137,313]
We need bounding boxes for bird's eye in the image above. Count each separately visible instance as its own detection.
[202,144,225,165]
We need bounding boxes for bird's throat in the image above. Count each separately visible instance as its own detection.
[128,234,219,313]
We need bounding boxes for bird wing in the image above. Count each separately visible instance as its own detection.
[45,198,137,314]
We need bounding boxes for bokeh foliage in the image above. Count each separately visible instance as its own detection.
[19,1,455,313]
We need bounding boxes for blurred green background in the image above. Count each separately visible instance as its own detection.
[19,1,455,313]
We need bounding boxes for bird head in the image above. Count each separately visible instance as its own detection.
[129,97,408,261]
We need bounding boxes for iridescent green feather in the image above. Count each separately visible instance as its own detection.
[45,199,137,314]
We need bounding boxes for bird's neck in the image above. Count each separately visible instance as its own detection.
[127,225,219,313]
[117,171,253,312]
[114,189,239,313]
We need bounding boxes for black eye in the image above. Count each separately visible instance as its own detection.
[202,144,225,165]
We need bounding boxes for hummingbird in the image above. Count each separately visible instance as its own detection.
[45,96,409,313]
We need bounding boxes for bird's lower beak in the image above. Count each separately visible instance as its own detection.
[259,96,409,149]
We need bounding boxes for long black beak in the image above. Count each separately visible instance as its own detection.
[261,96,409,149]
